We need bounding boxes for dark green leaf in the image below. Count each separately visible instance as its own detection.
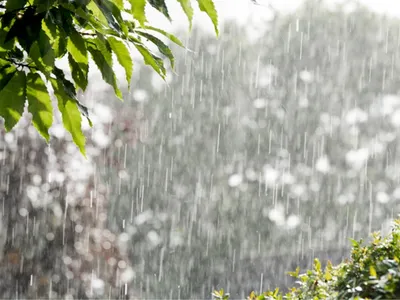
[8,47,24,61]
[135,44,166,78]
[32,0,56,12]
[0,60,17,91]
[76,101,93,127]
[142,26,184,47]
[5,7,45,51]
[87,44,122,99]
[42,17,67,58]
[26,73,53,141]
[94,0,122,32]
[68,53,89,91]
[53,66,77,99]
[0,70,26,131]
[6,0,27,11]
[137,31,174,68]
[148,0,171,21]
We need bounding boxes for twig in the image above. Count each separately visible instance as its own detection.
[6,58,38,71]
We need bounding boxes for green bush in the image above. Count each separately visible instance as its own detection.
[214,219,400,300]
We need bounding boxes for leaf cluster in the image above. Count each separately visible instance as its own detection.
[0,0,218,154]
[214,219,400,300]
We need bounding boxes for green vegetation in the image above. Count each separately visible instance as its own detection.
[214,219,400,300]
[0,0,218,154]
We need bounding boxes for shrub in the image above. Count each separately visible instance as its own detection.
[213,219,400,300]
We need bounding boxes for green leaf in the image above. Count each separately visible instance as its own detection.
[68,53,89,91]
[130,0,147,26]
[94,0,122,33]
[38,30,55,66]
[32,0,56,12]
[87,1,109,27]
[369,265,377,278]
[87,43,122,99]
[136,31,175,68]
[197,0,219,35]
[52,67,92,126]
[42,18,67,58]
[314,258,321,272]
[148,0,171,21]
[142,26,184,47]
[0,61,17,91]
[29,41,52,77]
[287,267,300,278]
[324,269,332,281]
[53,67,77,99]
[0,70,26,131]
[135,44,166,78]
[67,29,88,66]
[50,78,86,156]
[26,73,53,141]
[107,36,133,88]
[177,0,193,29]
[6,0,27,11]
[76,101,93,127]
[5,7,45,51]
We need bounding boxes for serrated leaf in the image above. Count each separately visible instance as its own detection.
[197,0,218,35]
[148,0,171,21]
[68,53,88,91]
[94,0,122,32]
[107,36,133,88]
[26,73,53,141]
[135,44,166,78]
[52,67,92,126]
[53,66,77,99]
[130,0,147,26]
[50,78,86,156]
[67,29,88,65]
[88,44,122,99]
[137,31,174,68]
[6,0,27,11]
[76,101,92,127]
[176,0,193,29]
[142,26,184,47]
[87,1,109,27]
[0,70,26,131]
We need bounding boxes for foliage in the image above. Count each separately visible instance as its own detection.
[215,219,400,300]
[0,0,218,154]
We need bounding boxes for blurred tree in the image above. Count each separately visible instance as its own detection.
[102,0,400,298]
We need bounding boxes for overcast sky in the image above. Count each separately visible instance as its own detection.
[147,0,400,34]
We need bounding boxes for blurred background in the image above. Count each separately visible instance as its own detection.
[2,0,400,298]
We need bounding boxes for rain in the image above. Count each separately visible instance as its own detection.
[2,0,400,299]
